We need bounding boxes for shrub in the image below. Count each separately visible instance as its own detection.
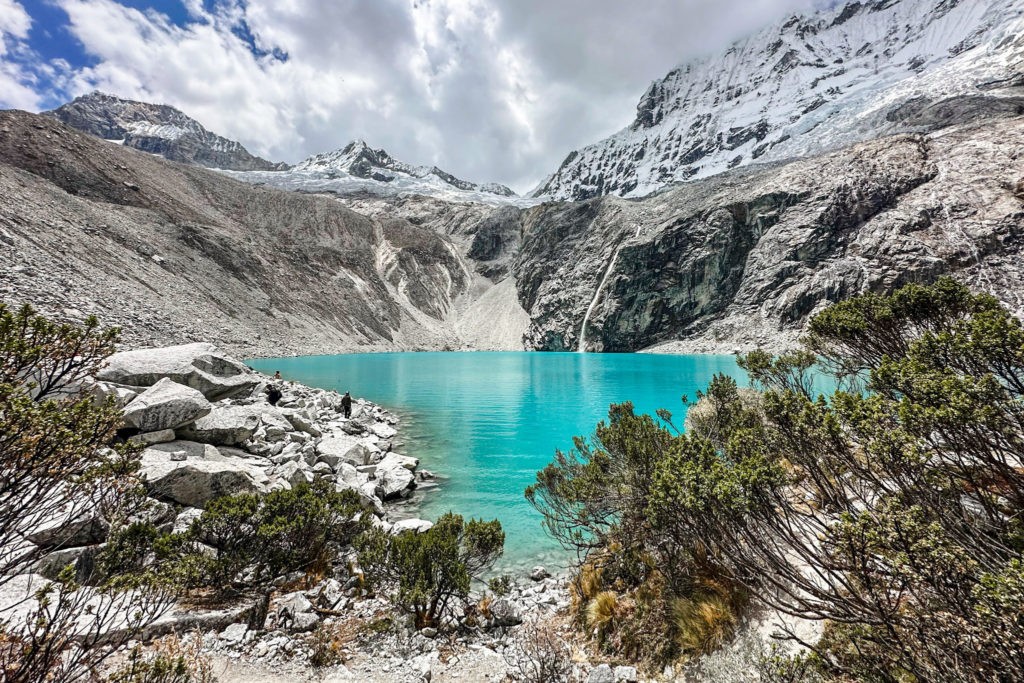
[487,573,514,596]
[149,480,368,628]
[358,512,504,629]
[104,633,215,683]
[585,591,620,642]
[0,304,170,682]
[671,594,736,656]
[531,277,1024,680]
[503,616,577,683]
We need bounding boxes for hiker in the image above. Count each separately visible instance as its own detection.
[341,391,352,418]
[273,370,282,380]
[266,384,283,406]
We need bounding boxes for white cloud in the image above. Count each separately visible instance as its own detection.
[0,0,45,109]
[26,0,829,191]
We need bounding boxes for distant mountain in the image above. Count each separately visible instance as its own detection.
[45,92,288,172]
[536,0,1024,200]
[224,139,520,204]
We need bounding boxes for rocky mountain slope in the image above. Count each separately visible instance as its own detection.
[536,0,1024,200]
[4,101,1023,357]
[46,92,287,172]
[515,104,1024,352]
[0,110,529,357]
[224,139,528,206]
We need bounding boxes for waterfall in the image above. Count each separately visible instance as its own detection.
[578,223,644,353]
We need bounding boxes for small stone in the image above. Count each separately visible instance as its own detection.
[220,623,248,644]
[530,565,551,581]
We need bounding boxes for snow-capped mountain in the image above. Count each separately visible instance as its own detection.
[536,0,1024,200]
[225,140,528,206]
[46,92,287,172]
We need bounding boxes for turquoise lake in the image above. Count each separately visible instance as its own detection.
[248,352,744,575]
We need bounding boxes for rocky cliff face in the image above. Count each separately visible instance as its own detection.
[514,107,1024,352]
[46,92,287,172]
[536,0,1024,201]
[0,111,527,357]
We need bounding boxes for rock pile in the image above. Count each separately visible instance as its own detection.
[28,342,421,582]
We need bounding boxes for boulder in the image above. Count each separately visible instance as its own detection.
[335,462,364,489]
[277,591,319,632]
[33,546,93,581]
[317,435,373,467]
[530,566,551,581]
[98,343,260,400]
[219,623,249,644]
[488,598,522,627]
[374,453,417,500]
[276,461,311,489]
[121,378,212,433]
[354,482,386,517]
[25,505,109,548]
[88,381,138,408]
[309,578,345,611]
[139,441,271,508]
[284,411,319,438]
[370,423,397,440]
[177,405,262,446]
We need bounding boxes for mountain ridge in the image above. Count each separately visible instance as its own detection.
[45,91,289,173]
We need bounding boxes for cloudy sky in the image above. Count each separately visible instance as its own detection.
[2,0,833,192]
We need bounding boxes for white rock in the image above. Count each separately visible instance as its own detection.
[370,423,397,440]
[276,461,311,489]
[220,623,248,644]
[140,441,271,508]
[122,378,212,433]
[177,405,263,446]
[317,434,371,467]
[588,664,614,683]
[99,343,260,400]
[25,504,108,548]
[614,665,638,682]
[391,519,434,534]
[373,452,418,500]
[283,410,322,437]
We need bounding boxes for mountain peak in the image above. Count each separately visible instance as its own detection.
[45,92,288,172]
[290,141,518,199]
[536,0,1024,200]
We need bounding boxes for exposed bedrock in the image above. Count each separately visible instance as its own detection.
[514,115,1024,352]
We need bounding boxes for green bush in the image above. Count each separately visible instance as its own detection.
[487,573,514,596]
[530,277,1024,680]
[358,512,504,629]
[169,480,366,589]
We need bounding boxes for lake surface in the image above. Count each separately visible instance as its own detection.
[249,352,744,575]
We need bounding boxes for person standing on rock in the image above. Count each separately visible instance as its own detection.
[341,391,352,419]
[273,370,282,380]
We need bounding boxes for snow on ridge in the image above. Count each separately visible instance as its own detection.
[536,0,1024,201]
[265,139,522,203]
[220,165,538,208]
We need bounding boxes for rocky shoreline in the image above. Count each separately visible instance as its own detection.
[4,341,654,682]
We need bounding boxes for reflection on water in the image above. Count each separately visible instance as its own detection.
[249,352,745,575]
